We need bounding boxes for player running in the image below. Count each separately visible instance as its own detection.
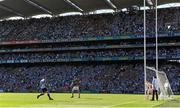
[37,78,53,100]
[71,77,81,98]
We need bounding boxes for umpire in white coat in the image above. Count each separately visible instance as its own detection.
[151,76,159,101]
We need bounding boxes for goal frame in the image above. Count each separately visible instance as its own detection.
[146,66,174,100]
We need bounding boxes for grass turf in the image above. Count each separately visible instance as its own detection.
[0,93,179,108]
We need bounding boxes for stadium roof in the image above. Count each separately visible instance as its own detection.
[0,0,179,19]
[158,0,180,5]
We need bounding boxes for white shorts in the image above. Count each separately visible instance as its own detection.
[72,86,79,91]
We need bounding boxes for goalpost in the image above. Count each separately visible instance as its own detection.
[143,0,174,100]
[146,66,174,99]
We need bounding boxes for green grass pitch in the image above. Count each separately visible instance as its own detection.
[0,93,180,108]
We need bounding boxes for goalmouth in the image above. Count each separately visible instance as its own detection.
[146,66,174,100]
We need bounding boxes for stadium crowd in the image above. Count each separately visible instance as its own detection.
[0,7,179,95]
[0,63,179,94]
[0,7,179,42]
[0,48,179,61]
[0,38,179,50]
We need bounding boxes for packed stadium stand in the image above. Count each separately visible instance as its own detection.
[0,0,179,94]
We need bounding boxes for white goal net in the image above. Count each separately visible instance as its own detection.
[146,66,174,100]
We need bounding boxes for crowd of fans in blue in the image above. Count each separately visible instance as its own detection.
[0,7,179,94]
[0,7,179,41]
[0,48,179,61]
[0,63,179,94]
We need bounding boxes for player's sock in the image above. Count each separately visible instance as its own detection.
[47,94,53,100]
[71,92,74,98]
[37,93,44,99]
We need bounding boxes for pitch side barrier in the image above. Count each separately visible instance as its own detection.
[0,32,180,46]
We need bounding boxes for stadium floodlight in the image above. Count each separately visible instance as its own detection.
[0,0,4,2]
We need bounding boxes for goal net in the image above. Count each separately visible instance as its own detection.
[146,66,174,100]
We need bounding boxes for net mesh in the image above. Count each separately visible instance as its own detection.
[146,66,174,100]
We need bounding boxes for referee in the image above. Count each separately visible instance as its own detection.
[151,76,159,101]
